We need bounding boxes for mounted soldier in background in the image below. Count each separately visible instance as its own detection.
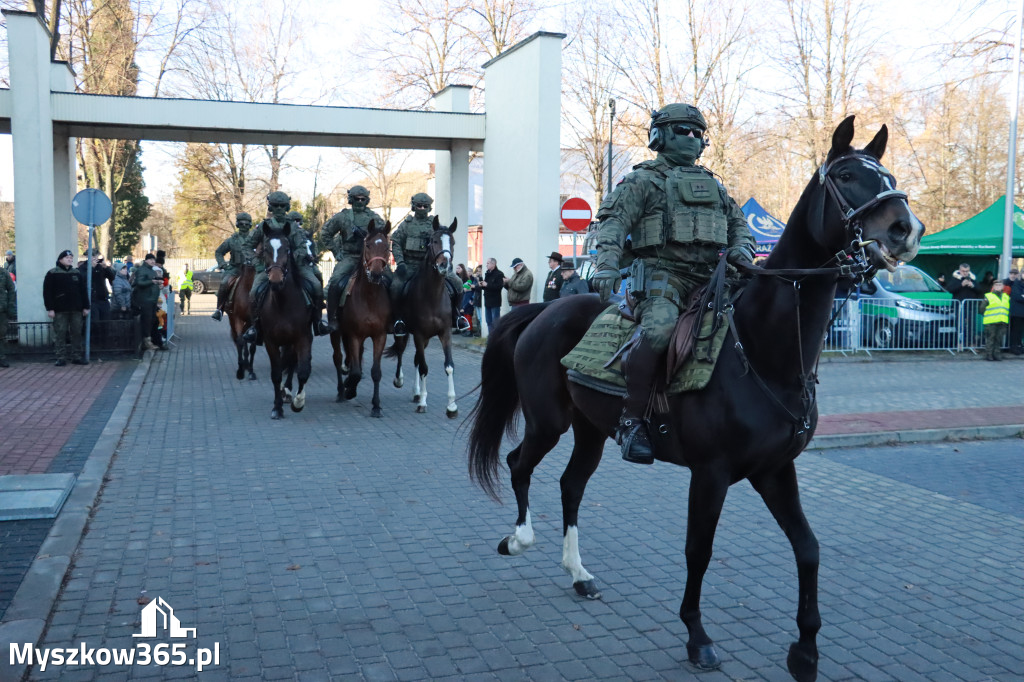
[389,192,468,336]
[591,103,756,465]
[211,212,254,321]
[321,185,385,332]
[289,209,325,290]
[243,192,330,344]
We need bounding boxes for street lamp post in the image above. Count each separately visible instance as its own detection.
[607,98,616,199]
[1002,0,1024,278]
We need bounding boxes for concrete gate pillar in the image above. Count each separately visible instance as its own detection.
[432,85,472,269]
[482,32,564,312]
[51,63,78,254]
[4,10,76,324]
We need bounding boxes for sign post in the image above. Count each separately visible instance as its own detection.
[560,197,593,266]
[71,189,113,362]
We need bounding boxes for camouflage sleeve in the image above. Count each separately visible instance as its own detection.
[319,214,341,254]
[594,176,648,271]
[214,238,231,268]
[289,229,311,264]
[391,221,407,266]
[723,191,756,252]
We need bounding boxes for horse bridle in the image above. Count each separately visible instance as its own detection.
[427,231,452,275]
[363,236,389,282]
[264,238,290,279]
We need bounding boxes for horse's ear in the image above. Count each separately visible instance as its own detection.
[262,222,270,237]
[829,115,856,160]
[863,124,888,161]
[432,216,440,231]
[448,217,457,234]
[367,219,376,234]
[283,222,291,236]
[382,220,392,236]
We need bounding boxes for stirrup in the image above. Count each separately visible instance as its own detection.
[617,418,654,465]
[211,309,222,321]
[393,319,407,337]
[315,319,330,336]
[455,316,471,332]
[242,325,261,345]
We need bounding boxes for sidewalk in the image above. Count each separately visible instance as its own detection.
[1,296,1021,681]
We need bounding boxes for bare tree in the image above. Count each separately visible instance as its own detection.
[342,148,415,223]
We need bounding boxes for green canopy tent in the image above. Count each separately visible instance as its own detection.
[911,195,1024,281]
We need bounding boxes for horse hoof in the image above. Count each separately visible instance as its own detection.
[336,393,345,403]
[271,409,283,420]
[236,369,245,380]
[686,642,721,671]
[446,407,458,419]
[371,408,382,418]
[497,537,512,555]
[787,642,818,682]
[393,378,404,388]
[412,394,419,403]
[415,405,427,413]
[291,402,304,413]
[345,388,357,400]
[573,580,601,599]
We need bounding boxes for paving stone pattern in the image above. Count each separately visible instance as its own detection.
[24,300,1022,681]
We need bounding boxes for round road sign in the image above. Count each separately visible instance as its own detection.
[72,188,113,226]
[561,197,593,232]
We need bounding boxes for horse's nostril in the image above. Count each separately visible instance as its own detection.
[888,221,911,243]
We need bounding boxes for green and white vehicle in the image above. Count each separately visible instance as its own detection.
[858,265,956,348]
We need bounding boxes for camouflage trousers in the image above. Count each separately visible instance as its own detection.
[327,254,361,308]
[389,264,463,303]
[0,312,8,360]
[632,267,708,352]
[52,311,84,361]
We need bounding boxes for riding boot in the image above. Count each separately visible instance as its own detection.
[211,309,222,321]
[242,316,262,345]
[390,287,407,337]
[313,301,330,336]
[452,293,470,331]
[326,283,342,333]
[617,336,661,465]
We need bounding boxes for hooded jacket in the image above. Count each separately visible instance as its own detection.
[43,259,89,312]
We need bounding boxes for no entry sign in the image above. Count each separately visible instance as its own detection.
[560,197,592,232]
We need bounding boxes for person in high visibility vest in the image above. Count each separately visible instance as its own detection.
[178,264,194,315]
[980,278,1010,361]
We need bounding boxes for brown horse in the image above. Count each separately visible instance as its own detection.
[257,222,313,419]
[226,264,257,381]
[386,217,459,418]
[467,117,924,681]
[331,220,392,417]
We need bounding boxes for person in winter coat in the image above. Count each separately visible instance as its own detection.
[43,250,90,366]
[479,258,505,333]
[111,264,133,319]
[503,258,534,307]
[558,261,591,297]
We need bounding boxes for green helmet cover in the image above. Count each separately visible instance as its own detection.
[411,192,433,207]
[266,191,291,206]
[651,103,707,131]
[287,211,304,222]
[347,185,370,199]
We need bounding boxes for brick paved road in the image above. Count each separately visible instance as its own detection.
[16,298,1024,680]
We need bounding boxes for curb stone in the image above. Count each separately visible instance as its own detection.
[0,350,155,682]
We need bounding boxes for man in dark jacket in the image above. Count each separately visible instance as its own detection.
[131,253,162,351]
[79,253,115,344]
[558,261,590,297]
[1008,268,1024,355]
[542,251,564,302]
[479,257,505,333]
[43,250,90,366]
[0,260,14,367]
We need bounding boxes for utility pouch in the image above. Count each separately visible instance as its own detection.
[677,178,718,205]
[629,259,647,300]
[644,271,682,307]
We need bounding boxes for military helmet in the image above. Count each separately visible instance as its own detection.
[411,192,433,207]
[236,212,252,223]
[266,190,291,206]
[287,211,304,222]
[651,103,707,130]
[347,185,370,199]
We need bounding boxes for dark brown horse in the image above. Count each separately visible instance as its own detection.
[467,117,924,681]
[257,223,313,419]
[331,220,392,417]
[386,217,459,418]
[226,264,257,381]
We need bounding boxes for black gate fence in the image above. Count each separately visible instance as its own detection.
[4,318,142,357]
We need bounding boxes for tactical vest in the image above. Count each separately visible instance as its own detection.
[397,217,433,262]
[983,292,1009,324]
[632,166,729,251]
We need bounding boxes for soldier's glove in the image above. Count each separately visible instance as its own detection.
[591,268,621,303]
[726,245,755,268]
[395,263,407,278]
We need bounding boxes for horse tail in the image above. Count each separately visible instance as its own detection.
[468,302,551,501]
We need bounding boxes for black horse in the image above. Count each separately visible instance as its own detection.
[257,223,314,419]
[386,217,460,418]
[467,117,923,682]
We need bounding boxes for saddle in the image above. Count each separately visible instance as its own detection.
[224,274,241,313]
[561,258,739,396]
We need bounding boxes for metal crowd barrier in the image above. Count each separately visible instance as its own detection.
[5,318,141,356]
[823,297,1009,354]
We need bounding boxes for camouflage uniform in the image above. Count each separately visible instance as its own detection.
[389,194,466,334]
[0,265,15,367]
[322,186,385,331]
[244,192,329,343]
[592,103,755,464]
[211,212,254,320]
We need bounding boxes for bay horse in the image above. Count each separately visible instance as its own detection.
[331,220,392,417]
[226,264,257,381]
[467,117,924,681]
[386,217,459,418]
[257,223,313,419]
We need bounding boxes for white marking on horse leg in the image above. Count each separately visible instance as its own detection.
[506,510,535,555]
[418,373,428,408]
[413,372,421,397]
[293,387,306,410]
[561,526,595,584]
[445,365,456,412]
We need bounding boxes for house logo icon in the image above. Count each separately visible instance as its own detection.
[133,597,197,638]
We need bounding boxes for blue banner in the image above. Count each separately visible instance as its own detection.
[741,198,785,246]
